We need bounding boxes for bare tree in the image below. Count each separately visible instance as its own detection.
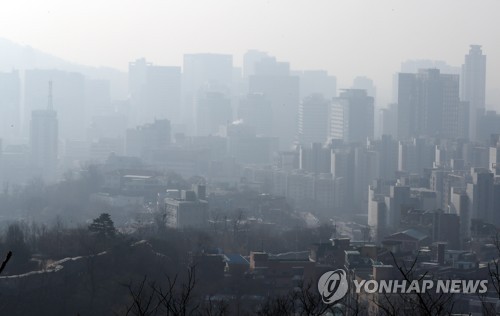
[122,266,229,316]
[0,251,12,275]
[370,252,456,316]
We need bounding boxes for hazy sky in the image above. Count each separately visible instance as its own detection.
[1,0,499,106]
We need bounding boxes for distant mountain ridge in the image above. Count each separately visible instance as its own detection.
[0,37,128,99]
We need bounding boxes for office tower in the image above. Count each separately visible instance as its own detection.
[385,185,411,228]
[397,69,464,140]
[368,184,388,242]
[237,93,272,137]
[330,89,374,143]
[477,110,500,143]
[195,92,232,136]
[352,76,376,99]
[461,45,486,141]
[298,94,330,145]
[183,54,233,131]
[401,60,460,75]
[25,70,85,140]
[353,147,379,212]
[430,169,450,210]
[313,174,335,215]
[331,148,355,212]
[450,188,471,240]
[466,168,494,222]
[243,50,270,78]
[298,70,336,99]
[30,82,58,181]
[432,211,460,250]
[183,53,233,91]
[299,143,331,174]
[398,138,435,174]
[0,70,20,140]
[249,57,299,149]
[370,135,399,181]
[489,135,500,174]
[286,171,315,209]
[380,103,397,137]
[129,58,181,125]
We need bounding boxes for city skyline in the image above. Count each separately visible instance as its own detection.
[0,0,499,108]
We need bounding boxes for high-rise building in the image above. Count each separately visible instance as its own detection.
[385,185,411,228]
[298,94,330,145]
[243,50,270,78]
[466,168,494,223]
[299,143,331,174]
[30,82,58,182]
[129,58,181,125]
[370,135,399,181]
[182,54,233,131]
[237,93,273,137]
[0,70,20,140]
[25,69,85,140]
[397,69,464,140]
[352,76,376,99]
[297,70,336,100]
[195,92,232,136]
[329,89,374,143]
[249,57,299,148]
[461,45,486,141]
[397,138,435,174]
[477,111,500,143]
[379,104,398,137]
[450,188,470,240]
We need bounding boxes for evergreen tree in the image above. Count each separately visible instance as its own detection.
[88,213,116,238]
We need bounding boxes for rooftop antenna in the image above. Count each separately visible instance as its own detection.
[48,81,53,111]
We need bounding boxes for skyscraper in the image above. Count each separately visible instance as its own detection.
[461,45,486,141]
[129,58,181,126]
[297,70,337,100]
[329,89,374,143]
[30,82,58,181]
[249,57,299,148]
[182,53,233,132]
[237,93,273,137]
[243,50,270,78]
[397,69,464,140]
[25,69,85,140]
[195,92,232,136]
[298,94,330,145]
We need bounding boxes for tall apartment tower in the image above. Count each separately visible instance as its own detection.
[30,82,58,182]
[397,69,464,140]
[461,45,486,141]
[330,89,374,143]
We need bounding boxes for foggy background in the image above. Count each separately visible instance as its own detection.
[1,0,499,108]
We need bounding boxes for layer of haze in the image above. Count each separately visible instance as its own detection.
[1,0,499,107]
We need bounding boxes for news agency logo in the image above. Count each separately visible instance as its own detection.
[317,269,489,305]
[317,269,349,304]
